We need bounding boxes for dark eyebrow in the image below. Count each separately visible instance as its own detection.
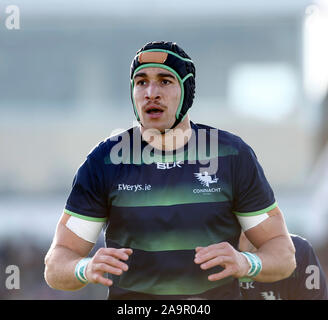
[134,72,147,79]
[157,73,177,80]
[134,72,177,80]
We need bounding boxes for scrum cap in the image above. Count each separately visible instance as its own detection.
[130,41,196,129]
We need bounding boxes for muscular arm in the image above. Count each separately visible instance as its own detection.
[44,213,95,290]
[44,213,132,291]
[244,207,296,282]
[195,206,296,283]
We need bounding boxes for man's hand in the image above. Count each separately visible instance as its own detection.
[85,247,133,286]
[194,242,249,281]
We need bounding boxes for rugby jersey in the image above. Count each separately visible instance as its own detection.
[65,121,277,299]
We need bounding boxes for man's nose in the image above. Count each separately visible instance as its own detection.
[145,82,161,100]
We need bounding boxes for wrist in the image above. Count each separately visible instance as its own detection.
[240,252,251,277]
[240,251,262,279]
[74,257,92,285]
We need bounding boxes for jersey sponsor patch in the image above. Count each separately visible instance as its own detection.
[117,183,152,192]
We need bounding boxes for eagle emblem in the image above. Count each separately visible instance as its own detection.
[194,171,218,187]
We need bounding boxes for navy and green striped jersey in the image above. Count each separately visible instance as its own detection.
[240,235,328,300]
[65,121,277,300]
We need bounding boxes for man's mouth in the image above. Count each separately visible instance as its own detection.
[144,105,164,119]
[145,105,164,114]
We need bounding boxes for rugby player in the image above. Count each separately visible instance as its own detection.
[44,41,296,299]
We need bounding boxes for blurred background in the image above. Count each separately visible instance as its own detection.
[1,0,328,299]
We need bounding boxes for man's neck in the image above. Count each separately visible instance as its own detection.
[141,116,192,151]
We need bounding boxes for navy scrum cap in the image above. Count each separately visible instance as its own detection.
[130,41,196,129]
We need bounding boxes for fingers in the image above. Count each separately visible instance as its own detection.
[97,255,129,271]
[195,243,231,265]
[194,242,242,281]
[93,261,126,275]
[89,273,113,287]
[123,248,133,256]
[195,249,225,264]
[86,247,133,286]
[208,267,234,282]
[195,242,229,255]
[101,247,133,261]
[197,255,233,270]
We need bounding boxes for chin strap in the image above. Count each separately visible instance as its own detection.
[168,111,188,131]
[170,116,183,130]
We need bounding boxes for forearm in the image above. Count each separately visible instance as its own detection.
[44,245,87,291]
[251,235,296,282]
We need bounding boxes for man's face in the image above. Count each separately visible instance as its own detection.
[133,67,181,132]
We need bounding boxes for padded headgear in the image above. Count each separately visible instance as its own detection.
[130,41,196,129]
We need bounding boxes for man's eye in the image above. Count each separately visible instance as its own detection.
[136,80,146,86]
[162,79,171,85]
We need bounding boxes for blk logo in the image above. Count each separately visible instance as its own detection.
[156,162,183,170]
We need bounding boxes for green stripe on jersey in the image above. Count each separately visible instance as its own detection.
[109,227,234,252]
[111,183,232,207]
[232,202,277,217]
[64,209,107,222]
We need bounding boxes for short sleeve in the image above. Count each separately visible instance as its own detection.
[232,142,277,216]
[64,145,108,222]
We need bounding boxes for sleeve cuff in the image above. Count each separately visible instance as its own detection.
[233,201,278,217]
[64,209,107,222]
